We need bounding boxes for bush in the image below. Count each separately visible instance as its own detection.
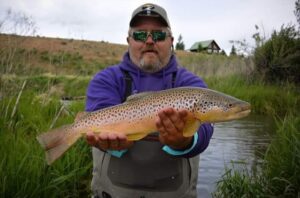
[254,25,300,84]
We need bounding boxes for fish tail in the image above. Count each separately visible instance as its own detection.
[36,124,82,165]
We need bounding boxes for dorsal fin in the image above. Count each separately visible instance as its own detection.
[74,112,88,122]
[126,91,155,102]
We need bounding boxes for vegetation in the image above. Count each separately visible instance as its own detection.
[212,3,300,196]
[254,24,300,84]
[0,90,92,197]
[176,51,254,78]
[175,34,185,50]
[230,45,237,56]
[213,115,300,197]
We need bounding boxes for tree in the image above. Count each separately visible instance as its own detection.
[254,24,300,84]
[197,43,203,52]
[0,9,37,74]
[295,0,300,27]
[175,34,185,50]
[230,45,237,56]
[220,49,227,56]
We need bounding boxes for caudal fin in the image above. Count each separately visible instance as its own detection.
[36,124,82,165]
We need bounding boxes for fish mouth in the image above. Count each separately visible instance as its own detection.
[230,103,251,119]
[234,108,251,118]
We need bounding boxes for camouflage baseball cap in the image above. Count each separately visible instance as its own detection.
[130,3,171,28]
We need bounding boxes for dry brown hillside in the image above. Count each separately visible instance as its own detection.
[0,33,128,75]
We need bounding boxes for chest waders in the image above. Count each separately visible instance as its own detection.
[91,70,200,198]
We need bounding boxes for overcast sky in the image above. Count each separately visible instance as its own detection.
[0,0,298,54]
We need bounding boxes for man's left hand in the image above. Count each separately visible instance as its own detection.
[156,108,193,150]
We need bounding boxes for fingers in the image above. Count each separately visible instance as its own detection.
[156,108,188,134]
[86,132,133,151]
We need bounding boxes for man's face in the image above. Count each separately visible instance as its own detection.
[127,17,174,73]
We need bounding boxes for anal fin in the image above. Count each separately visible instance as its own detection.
[127,133,148,141]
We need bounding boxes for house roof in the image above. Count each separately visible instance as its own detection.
[190,40,220,51]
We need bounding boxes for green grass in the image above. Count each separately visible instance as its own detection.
[0,92,92,197]
[262,115,300,196]
[1,74,91,98]
[177,52,254,77]
[213,113,300,197]
[213,167,264,197]
[205,75,299,115]
[208,75,300,197]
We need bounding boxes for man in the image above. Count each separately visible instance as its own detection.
[85,3,213,198]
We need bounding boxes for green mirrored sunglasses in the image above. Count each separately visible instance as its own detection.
[132,31,169,42]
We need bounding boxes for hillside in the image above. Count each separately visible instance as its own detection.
[0,33,253,77]
[0,34,128,75]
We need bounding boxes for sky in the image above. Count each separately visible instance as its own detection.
[0,0,298,54]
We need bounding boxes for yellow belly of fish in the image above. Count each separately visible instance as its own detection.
[89,115,158,141]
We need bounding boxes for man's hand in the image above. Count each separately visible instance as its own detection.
[86,132,133,151]
[156,108,193,150]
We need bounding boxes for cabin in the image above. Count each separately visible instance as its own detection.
[189,40,221,53]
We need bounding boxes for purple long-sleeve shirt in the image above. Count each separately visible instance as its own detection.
[85,52,213,157]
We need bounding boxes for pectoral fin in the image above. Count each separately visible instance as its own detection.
[75,112,89,122]
[183,118,201,137]
[127,133,148,141]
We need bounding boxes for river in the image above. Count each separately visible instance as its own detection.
[197,114,274,197]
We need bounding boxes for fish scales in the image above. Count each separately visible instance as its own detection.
[36,87,251,165]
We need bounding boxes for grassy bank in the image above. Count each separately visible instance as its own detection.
[213,114,300,197]
[208,76,300,197]
[0,92,92,197]
[205,75,299,116]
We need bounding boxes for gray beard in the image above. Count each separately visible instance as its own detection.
[139,58,162,73]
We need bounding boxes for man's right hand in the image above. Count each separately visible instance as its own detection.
[86,132,134,151]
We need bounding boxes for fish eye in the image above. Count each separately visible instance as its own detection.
[228,103,233,107]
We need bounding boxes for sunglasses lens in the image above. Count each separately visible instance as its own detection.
[133,31,148,42]
[152,31,167,41]
[132,31,167,42]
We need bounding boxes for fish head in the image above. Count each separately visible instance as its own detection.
[193,89,251,123]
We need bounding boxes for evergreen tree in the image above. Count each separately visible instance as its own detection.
[220,49,227,56]
[197,43,203,52]
[230,45,237,56]
[175,34,185,50]
[295,0,300,27]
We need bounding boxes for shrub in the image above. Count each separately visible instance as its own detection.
[254,25,300,84]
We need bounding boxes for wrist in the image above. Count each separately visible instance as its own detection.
[169,136,193,151]
[162,133,198,156]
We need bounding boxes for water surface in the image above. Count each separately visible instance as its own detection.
[197,115,274,197]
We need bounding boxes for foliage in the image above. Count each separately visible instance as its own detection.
[262,115,300,197]
[213,167,264,198]
[0,9,37,36]
[0,91,92,198]
[197,43,203,52]
[175,34,185,50]
[295,0,300,27]
[230,45,237,56]
[0,9,37,74]
[220,49,227,56]
[254,24,300,84]
[206,75,300,116]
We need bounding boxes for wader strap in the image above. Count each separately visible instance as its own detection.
[121,70,132,102]
[171,71,177,88]
[121,70,177,102]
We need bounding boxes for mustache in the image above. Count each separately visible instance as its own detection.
[142,48,158,53]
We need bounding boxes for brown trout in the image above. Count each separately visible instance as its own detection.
[37,87,251,165]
